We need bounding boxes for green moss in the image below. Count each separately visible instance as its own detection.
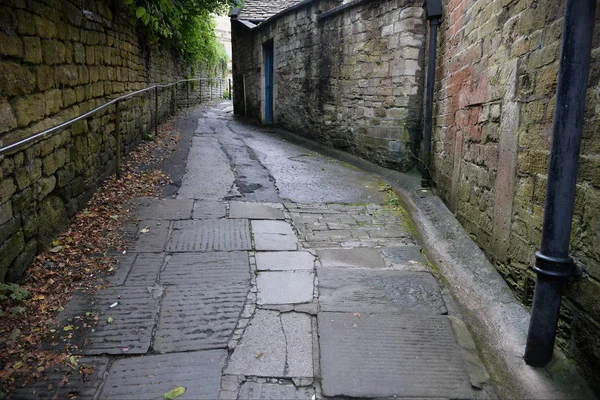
[338,161,363,172]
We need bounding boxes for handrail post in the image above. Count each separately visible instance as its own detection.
[187,80,190,107]
[171,84,177,114]
[115,101,121,179]
[154,86,158,137]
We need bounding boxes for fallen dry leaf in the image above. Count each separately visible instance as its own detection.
[0,118,181,394]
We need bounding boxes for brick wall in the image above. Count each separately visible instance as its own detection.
[431,0,600,391]
[231,0,426,170]
[0,0,226,282]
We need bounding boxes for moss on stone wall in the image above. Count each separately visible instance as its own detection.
[432,0,600,393]
[0,0,226,283]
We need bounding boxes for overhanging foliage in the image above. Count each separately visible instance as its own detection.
[122,0,237,70]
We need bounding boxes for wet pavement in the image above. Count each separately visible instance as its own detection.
[12,101,492,399]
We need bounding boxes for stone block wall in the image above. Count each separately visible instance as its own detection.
[431,0,600,391]
[0,0,225,282]
[231,0,426,170]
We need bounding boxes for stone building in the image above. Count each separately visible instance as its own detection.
[231,0,600,393]
[231,0,426,172]
[214,15,233,79]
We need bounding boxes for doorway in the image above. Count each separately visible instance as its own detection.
[263,40,274,124]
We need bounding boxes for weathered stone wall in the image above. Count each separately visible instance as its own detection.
[0,0,225,282]
[231,0,426,170]
[431,0,600,391]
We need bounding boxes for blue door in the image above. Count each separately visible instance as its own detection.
[264,41,274,124]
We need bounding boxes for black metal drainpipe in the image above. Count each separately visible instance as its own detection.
[421,0,442,187]
[524,0,596,367]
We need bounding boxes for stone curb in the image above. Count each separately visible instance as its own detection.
[257,123,596,400]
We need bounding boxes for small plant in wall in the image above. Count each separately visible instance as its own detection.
[0,282,29,317]
[122,0,236,71]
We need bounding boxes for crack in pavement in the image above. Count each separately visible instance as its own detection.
[278,312,290,377]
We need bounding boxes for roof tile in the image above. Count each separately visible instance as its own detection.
[237,0,303,22]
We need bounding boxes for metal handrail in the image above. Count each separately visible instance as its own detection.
[0,77,224,157]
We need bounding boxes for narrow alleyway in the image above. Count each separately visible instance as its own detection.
[12,102,491,399]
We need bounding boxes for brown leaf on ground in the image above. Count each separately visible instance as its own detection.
[0,119,180,394]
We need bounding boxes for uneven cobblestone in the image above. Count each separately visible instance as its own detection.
[13,102,492,399]
[288,203,416,248]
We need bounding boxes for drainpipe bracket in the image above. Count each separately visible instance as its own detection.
[428,17,441,25]
[424,0,442,20]
[532,251,575,280]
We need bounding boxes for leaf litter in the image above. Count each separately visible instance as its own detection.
[0,119,181,395]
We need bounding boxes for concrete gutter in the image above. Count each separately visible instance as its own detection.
[253,121,596,399]
[389,173,595,400]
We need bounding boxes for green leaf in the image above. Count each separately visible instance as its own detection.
[135,7,147,18]
[163,386,186,399]
[106,317,114,324]
[63,325,74,331]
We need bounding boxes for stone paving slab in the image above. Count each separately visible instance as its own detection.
[123,252,165,286]
[318,312,475,398]
[100,350,226,399]
[160,251,250,285]
[55,286,162,355]
[304,229,353,242]
[254,234,298,251]
[318,268,447,314]
[230,202,285,220]
[134,199,194,220]
[177,136,235,201]
[105,252,136,286]
[166,219,252,251]
[252,220,295,235]
[11,357,109,400]
[255,251,315,271]
[338,237,417,248]
[257,271,314,304]
[380,245,430,271]
[225,310,313,377]
[193,201,228,219]
[155,283,248,352]
[237,381,315,399]
[289,203,418,247]
[128,220,170,252]
[368,226,412,238]
[316,248,386,268]
[281,312,315,377]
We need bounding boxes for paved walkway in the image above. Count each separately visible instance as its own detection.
[13,102,491,399]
